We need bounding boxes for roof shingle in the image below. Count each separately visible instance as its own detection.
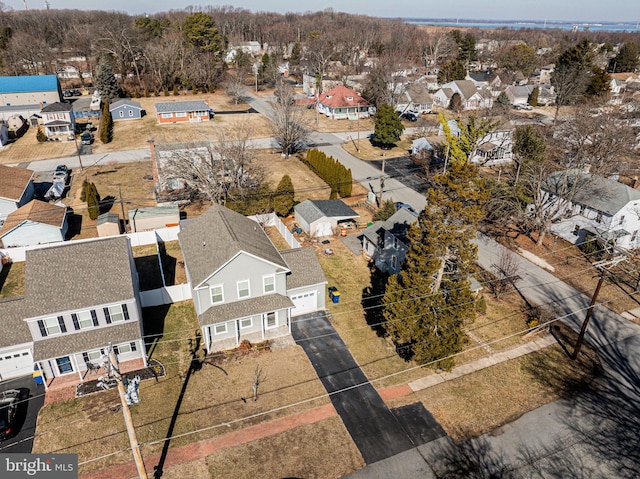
[0,165,34,202]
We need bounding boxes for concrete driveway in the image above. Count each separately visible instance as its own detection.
[0,374,45,453]
[292,311,445,465]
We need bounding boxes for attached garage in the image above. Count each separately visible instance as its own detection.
[290,291,317,316]
[0,345,33,381]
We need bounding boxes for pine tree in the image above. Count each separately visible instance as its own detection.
[528,86,539,106]
[84,181,101,220]
[373,104,404,148]
[100,101,113,144]
[273,175,295,216]
[94,63,119,101]
[373,199,397,221]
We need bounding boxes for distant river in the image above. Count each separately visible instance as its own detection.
[403,18,639,32]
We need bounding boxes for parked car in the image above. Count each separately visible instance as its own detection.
[53,164,69,182]
[0,389,22,441]
[81,132,93,145]
[395,202,419,216]
[401,112,418,122]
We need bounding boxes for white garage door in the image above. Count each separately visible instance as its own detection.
[290,291,317,316]
[0,349,33,381]
[315,222,333,237]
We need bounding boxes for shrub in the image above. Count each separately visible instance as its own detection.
[36,126,47,142]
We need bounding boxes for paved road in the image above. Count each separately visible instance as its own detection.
[291,311,444,464]
[0,375,45,453]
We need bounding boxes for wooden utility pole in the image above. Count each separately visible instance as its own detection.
[356,101,360,152]
[377,156,386,206]
[572,255,627,359]
[118,184,127,233]
[108,344,148,479]
[72,134,84,171]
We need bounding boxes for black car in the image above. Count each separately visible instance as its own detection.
[0,389,22,441]
[401,112,418,122]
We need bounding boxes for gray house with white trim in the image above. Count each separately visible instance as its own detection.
[179,205,326,352]
[109,99,143,121]
[362,207,418,273]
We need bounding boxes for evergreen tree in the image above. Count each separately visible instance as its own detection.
[290,42,301,65]
[273,175,295,216]
[373,104,404,148]
[94,63,119,101]
[36,126,46,142]
[100,101,113,144]
[608,42,640,73]
[437,59,466,83]
[84,181,101,220]
[496,91,510,109]
[373,199,397,221]
[528,86,539,106]
[449,92,463,113]
[383,160,488,369]
[587,66,611,96]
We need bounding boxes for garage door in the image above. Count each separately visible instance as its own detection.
[315,222,333,237]
[290,291,317,316]
[0,349,33,381]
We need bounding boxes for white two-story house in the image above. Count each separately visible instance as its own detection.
[179,205,326,352]
[41,101,75,139]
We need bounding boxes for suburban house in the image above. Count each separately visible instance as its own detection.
[433,80,493,110]
[362,207,419,273]
[0,164,35,222]
[0,200,68,247]
[41,102,75,139]
[543,170,640,250]
[505,84,556,106]
[396,83,433,114]
[317,86,371,120]
[128,205,180,232]
[411,137,434,156]
[0,74,62,122]
[469,129,514,166]
[294,200,359,237]
[110,99,143,121]
[0,236,146,382]
[178,205,327,352]
[466,71,502,89]
[154,100,212,124]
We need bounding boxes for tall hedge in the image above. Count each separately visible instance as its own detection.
[100,101,113,144]
[83,180,101,220]
[304,148,352,198]
[273,174,295,216]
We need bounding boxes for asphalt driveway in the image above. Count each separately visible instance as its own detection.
[0,374,45,453]
[292,311,444,464]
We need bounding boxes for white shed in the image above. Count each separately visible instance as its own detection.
[294,200,359,238]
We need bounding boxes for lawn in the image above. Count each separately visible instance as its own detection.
[0,260,25,298]
[32,301,342,477]
[132,241,187,291]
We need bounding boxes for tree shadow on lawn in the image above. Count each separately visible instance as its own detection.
[361,263,390,338]
[141,305,171,361]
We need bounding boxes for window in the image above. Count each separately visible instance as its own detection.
[214,323,227,335]
[391,255,398,270]
[56,356,73,374]
[74,311,94,329]
[393,237,399,249]
[237,280,250,299]
[573,225,580,236]
[263,275,275,294]
[40,316,66,336]
[619,215,625,225]
[175,112,187,118]
[161,113,173,119]
[128,110,134,117]
[119,111,124,118]
[596,212,603,223]
[632,230,638,242]
[240,318,253,329]
[84,349,103,362]
[114,342,137,355]
[210,285,224,304]
[104,304,125,323]
[265,312,276,329]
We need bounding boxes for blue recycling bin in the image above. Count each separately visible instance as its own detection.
[328,286,340,304]
[33,366,44,385]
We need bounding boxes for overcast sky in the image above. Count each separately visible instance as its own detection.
[3,0,639,23]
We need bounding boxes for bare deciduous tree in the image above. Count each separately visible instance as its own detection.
[268,80,312,156]
[489,250,521,299]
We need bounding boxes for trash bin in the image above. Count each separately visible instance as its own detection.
[328,286,337,300]
[33,366,44,385]
[331,290,341,304]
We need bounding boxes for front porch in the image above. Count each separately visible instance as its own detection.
[42,357,145,405]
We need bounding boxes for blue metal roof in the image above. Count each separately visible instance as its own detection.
[0,75,59,94]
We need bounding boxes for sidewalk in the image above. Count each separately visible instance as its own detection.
[78,333,557,478]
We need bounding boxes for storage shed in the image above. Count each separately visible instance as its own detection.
[128,205,180,232]
[294,200,359,238]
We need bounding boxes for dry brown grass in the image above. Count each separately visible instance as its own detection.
[0,127,79,164]
[389,328,602,441]
[33,301,332,477]
[131,241,186,290]
[343,135,413,161]
[0,260,25,298]
[62,161,156,239]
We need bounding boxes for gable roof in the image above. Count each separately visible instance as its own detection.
[362,207,418,244]
[294,200,359,223]
[449,80,478,101]
[23,236,136,318]
[280,247,327,290]
[0,200,66,236]
[155,101,210,114]
[404,83,433,104]
[0,164,34,202]
[110,99,142,111]
[0,298,32,348]
[0,74,59,94]
[318,86,370,108]
[545,170,640,216]
[178,205,289,287]
[41,102,72,113]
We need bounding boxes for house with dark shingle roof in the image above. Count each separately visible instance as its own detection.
[317,85,371,120]
[0,236,146,382]
[40,101,75,138]
[0,164,35,222]
[294,200,359,237]
[433,80,493,110]
[154,100,212,124]
[362,207,418,273]
[543,170,640,250]
[179,205,326,352]
[396,83,434,114]
[0,200,68,247]
[109,98,143,121]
